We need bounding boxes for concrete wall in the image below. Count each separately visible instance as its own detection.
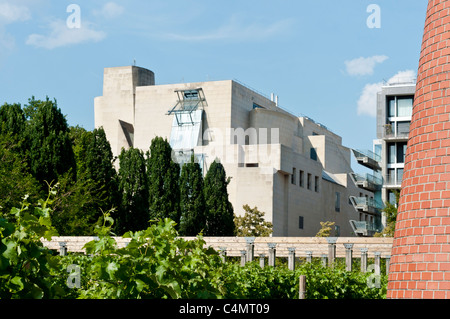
[94,66,375,238]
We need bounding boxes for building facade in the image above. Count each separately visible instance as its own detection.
[373,82,416,226]
[94,65,375,237]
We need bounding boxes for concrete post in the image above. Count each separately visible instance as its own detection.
[59,242,67,256]
[288,247,296,271]
[219,247,227,263]
[259,254,265,268]
[299,275,306,299]
[374,252,381,275]
[268,243,276,267]
[321,254,327,267]
[385,255,391,275]
[343,243,354,272]
[326,237,337,267]
[360,248,368,273]
[305,251,313,263]
[240,250,247,267]
[245,237,255,263]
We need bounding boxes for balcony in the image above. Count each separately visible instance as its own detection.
[349,220,381,237]
[350,173,382,192]
[349,196,383,214]
[384,173,403,187]
[383,123,410,140]
[352,149,381,171]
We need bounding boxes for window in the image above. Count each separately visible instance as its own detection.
[396,142,407,163]
[388,143,396,164]
[307,173,312,190]
[314,176,319,192]
[291,168,296,185]
[397,97,413,117]
[299,170,304,187]
[310,148,318,161]
[299,216,304,229]
[388,142,407,164]
[387,97,396,117]
[335,192,340,212]
[387,95,413,117]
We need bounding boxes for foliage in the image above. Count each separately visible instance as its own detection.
[0,190,68,299]
[234,205,273,237]
[146,137,181,224]
[179,155,206,236]
[315,221,335,237]
[375,190,399,237]
[0,135,42,215]
[25,97,76,187]
[50,173,101,236]
[203,160,235,236]
[62,212,226,299]
[116,147,149,234]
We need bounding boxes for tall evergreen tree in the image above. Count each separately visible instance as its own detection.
[25,97,76,186]
[117,147,149,234]
[203,160,235,236]
[51,126,119,235]
[146,137,180,224]
[0,103,28,157]
[179,155,206,236]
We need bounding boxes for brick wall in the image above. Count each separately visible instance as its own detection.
[387,0,450,299]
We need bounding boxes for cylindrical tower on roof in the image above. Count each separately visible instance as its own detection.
[387,0,450,299]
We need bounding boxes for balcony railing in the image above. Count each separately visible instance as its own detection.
[352,149,381,171]
[384,174,403,186]
[351,173,382,191]
[349,220,382,237]
[349,196,383,214]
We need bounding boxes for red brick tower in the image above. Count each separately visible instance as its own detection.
[387,0,450,299]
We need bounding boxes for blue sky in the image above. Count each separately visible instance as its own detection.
[0,1,428,164]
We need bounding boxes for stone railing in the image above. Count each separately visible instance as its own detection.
[41,236,393,273]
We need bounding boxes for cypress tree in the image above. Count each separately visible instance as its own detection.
[0,103,28,158]
[146,137,180,224]
[25,97,76,186]
[117,147,149,234]
[179,155,206,236]
[203,160,235,236]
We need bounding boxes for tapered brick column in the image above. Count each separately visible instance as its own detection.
[387,0,450,299]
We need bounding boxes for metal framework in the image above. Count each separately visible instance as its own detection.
[167,88,207,126]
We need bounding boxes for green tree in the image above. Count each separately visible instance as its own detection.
[0,103,26,142]
[51,126,118,236]
[179,155,206,236]
[0,135,41,215]
[25,97,76,187]
[146,137,180,224]
[116,147,149,234]
[234,205,273,237]
[76,127,119,213]
[375,190,399,237]
[315,221,335,237]
[203,160,235,236]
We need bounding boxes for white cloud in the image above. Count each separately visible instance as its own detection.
[386,70,416,85]
[165,15,295,42]
[357,70,416,117]
[26,19,106,49]
[93,2,124,19]
[345,55,389,76]
[0,2,31,25]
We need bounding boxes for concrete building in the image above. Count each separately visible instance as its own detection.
[94,65,375,237]
[373,81,416,226]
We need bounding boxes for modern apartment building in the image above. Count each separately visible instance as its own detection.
[373,81,416,226]
[94,65,375,237]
